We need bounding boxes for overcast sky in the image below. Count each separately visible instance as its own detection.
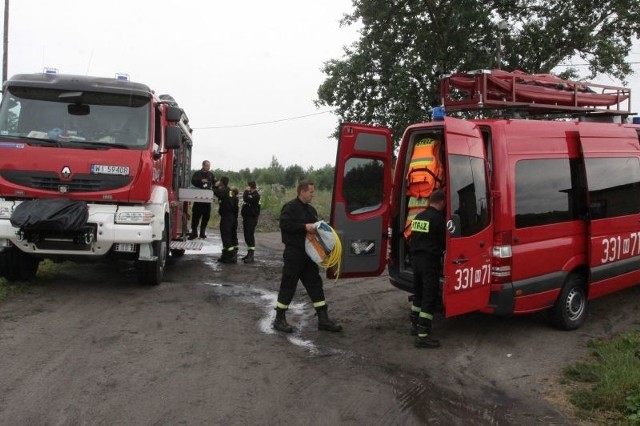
[2,1,639,171]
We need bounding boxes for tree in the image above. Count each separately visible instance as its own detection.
[308,164,335,191]
[283,164,305,187]
[316,0,640,147]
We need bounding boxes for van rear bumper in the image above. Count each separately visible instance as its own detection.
[487,283,516,315]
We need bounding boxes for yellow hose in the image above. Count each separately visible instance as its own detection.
[320,225,342,280]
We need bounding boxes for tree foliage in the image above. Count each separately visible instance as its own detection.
[210,159,335,191]
[316,0,640,146]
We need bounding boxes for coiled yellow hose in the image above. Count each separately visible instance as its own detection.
[320,225,342,280]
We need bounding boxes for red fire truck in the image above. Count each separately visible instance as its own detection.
[0,71,200,285]
[331,70,640,330]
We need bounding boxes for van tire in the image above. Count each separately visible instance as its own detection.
[548,274,587,330]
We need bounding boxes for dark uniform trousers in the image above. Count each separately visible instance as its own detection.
[220,213,235,254]
[412,251,441,316]
[191,202,211,235]
[277,245,325,306]
[242,216,258,249]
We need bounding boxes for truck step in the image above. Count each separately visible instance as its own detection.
[170,240,204,251]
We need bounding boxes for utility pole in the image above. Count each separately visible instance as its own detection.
[2,0,8,84]
[496,20,509,70]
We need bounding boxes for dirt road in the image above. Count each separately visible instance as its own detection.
[1,231,639,425]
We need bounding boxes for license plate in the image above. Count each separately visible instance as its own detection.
[91,164,130,175]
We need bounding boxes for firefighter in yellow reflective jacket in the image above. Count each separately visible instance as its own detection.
[409,189,446,349]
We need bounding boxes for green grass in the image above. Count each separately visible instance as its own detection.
[0,259,62,304]
[563,329,640,424]
[0,276,20,304]
[207,183,333,232]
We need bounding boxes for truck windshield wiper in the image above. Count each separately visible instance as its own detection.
[1,135,64,147]
[51,140,131,150]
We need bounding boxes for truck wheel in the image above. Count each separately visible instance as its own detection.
[0,247,40,282]
[136,222,168,286]
[170,249,185,260]
[548,274,587,330]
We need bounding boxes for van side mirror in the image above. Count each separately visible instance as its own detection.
[165,106,182,123]
[447,215,461,237]
[165,125,181,149]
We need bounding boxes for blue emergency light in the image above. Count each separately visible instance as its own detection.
[43,67,58,75]
[115,73,129,81]
[432,106,446,121]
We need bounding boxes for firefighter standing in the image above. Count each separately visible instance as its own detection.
[189,160,215,240]
[273,180,342,333]
[409,189,446,349]
[241,180,261,264]
[214,176,237,263]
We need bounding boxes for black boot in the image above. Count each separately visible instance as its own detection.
[199,227,207,239]
[316,306,342,332]
[410,312,419,336]
[273,308,294,333]
[220,248,237,264]
[414,324,440,349]
[243,250,254,264]
[188,229,198,240]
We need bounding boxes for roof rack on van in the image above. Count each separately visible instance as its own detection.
[440,69,633,119]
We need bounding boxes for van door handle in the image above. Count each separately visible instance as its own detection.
[452,257,469,265]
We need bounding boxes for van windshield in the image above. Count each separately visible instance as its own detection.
[0,87,151,149]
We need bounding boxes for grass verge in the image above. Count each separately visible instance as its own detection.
[562,329,640,424]
[0,259,62,304]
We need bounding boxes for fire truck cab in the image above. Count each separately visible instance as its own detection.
[331,70,640,330]
[0,71,198,285]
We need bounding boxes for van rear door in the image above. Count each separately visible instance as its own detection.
[442,117,493,317]
[330,123,393,278]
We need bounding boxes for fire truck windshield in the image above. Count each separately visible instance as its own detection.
[0,87,151,149]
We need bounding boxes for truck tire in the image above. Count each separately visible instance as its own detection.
[136,220,168,286]
[169,248,185,260]
[0,247,40,282]
[548,274,587,330]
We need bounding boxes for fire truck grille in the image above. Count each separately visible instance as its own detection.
[0,170,132,192]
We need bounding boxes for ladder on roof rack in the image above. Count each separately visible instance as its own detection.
[440,69,633,118]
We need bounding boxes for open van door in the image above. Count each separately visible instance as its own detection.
[441,117,493,317]
[329,123,393,278]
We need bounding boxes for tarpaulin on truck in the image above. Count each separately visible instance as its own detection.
[11,199,89,231]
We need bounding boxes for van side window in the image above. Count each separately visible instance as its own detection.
[448,155,490,236]
[515,159,580,228]
[585,157,640,219]
[343,158,385,214]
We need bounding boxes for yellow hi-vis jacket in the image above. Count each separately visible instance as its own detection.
[403,138,444,239]
[405,137,444,198]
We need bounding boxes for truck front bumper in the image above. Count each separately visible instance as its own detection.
[0,201,159,258]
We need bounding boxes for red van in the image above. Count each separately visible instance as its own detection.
[330,70,640,330]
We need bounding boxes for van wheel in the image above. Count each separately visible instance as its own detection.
[136,221,168,286]
[0,247,40,282]
[548,274,587,330]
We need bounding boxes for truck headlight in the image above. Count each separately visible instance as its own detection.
[115,211,154,224]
